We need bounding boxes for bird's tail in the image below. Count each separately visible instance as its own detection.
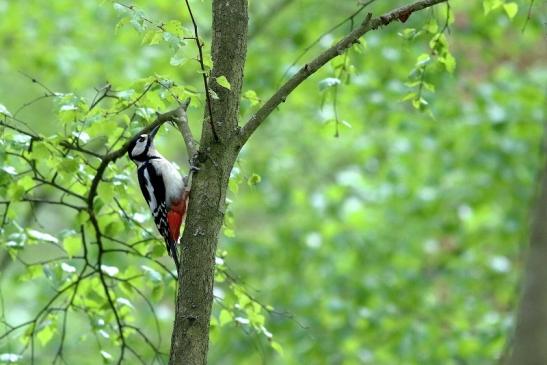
[167,238,180,275]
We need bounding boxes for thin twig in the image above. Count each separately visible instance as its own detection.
[521,0,536,32]
[106,82,155,116]
[13,94,56,118]
[22,197,85,211]
[89,83,112,111]
[183,0,220,142]
[18,71,56,96]
[0,120,40,140]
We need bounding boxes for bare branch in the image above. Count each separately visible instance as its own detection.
[89,83,112,111]
[13,94,56,118]
[18,71,57,96]
[0,120,40,140]
[171,98,198,158]
[34,177,87,201]
[22,197,85,211]
[239,0,448,143]
[106,81,154,116]
[59,140,103,159]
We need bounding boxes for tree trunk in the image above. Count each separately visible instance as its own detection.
[506,158,547,365]
[169,1,248,364]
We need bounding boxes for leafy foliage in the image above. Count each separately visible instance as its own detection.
[0,0,544,364]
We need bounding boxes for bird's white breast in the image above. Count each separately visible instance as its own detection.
[150,158,184,206]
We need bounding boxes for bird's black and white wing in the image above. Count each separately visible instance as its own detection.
[137,161,178,263]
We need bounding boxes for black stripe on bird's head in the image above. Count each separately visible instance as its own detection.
[128,124,160,162]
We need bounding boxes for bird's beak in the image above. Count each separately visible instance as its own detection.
[149,124,160,141]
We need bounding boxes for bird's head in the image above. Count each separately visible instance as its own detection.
[127,124,160,162]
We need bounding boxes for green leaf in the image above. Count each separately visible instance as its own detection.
[19,265,42,282]
[30,141,51,161]
[7,183,25,200]
[0,103,12,117]
[76,211,89,225]
[101,265,119,277]
[247,173,261,186]
[440,52,456,73]
[18,175,35,191]
[223,227,235,238]
[61,262,76,273]
[105,221,124,236]
[141,265,162,282]
[398,28,417,40]
[151,285,164,301]
[243,90,261,106]
[149,243,166,258]
[170,49,189,67]
[318,77,340,91]
[114,17,130,33]
[27,229,59,243]
[202,52,213,71]
[422,82,436,92]
[228,179,239,194]
[2,166,18,175]
[113,3,129,13]
[116,297,134,310]
[216,76,231,90]
[59,158,79,174]
[0,354,22,362]
[98,183,114,202]
[219,309,233,326]
[415,53,431,67]
[164,20,185,39]
[100,350,113,362]
[341,120,352,129]
[503,2,518,19]
[424,19,438,34]
[37,321,56,346]
[271,341,284,356]
[142,29,162,45]
[483,0,503,14]
[402,92,417,102]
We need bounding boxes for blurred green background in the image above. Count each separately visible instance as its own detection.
[0,0,545,364]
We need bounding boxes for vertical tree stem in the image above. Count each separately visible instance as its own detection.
[169,1,248,364]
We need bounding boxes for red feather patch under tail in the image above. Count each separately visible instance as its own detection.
[167,210,182,242]
[167,191,190,243]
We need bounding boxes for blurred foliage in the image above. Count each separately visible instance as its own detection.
[0,0,545,364]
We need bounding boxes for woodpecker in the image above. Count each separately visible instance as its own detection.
[127,124,191,272]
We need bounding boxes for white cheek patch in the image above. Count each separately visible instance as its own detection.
[132,140,147,157]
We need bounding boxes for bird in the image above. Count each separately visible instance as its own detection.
[127,124,191,272]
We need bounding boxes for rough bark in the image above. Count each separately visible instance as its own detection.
[506,159,547,365]
[168,1,248,364]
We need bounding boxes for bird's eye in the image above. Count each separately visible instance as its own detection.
[138,136,146,142]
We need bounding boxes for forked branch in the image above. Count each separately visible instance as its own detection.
[239,0,448,143]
